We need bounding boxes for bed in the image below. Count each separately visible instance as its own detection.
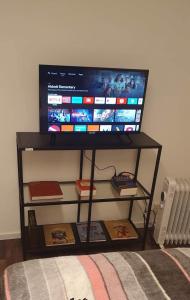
[1,247,190,300]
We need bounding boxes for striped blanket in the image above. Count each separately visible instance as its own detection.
[1,248,190,300]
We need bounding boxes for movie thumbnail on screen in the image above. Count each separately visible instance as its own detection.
[71,109,93,122]
[93,109,115,122]
[115,109,136,122]
[48,108,70,123]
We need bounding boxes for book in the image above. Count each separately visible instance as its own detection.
[76,179,96,197]
[28,210,37,228]
[28,210,40,248]
[28,181,63,201]
[111,181,138,196]
[104,219,138,240]
[43,223,75,246]
[76,221,106,242]
[111,176,137,196]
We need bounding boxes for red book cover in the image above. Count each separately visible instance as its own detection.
[28,181,63,201]
[76,179,96,197]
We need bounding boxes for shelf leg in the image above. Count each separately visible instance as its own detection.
[86,149,96,242]
[142,147,162,249]
[17,147,26,260]
[77,150,84,223]
[128,149,141,221]
[79,150,84,179]
[134,149,141,180]
[128,200,134,221]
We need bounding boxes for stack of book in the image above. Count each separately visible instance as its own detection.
[76,221,106,242]
[104,219,138,240]
[28,181,63,201]
[43,223,75,246]
[111,175,137,196]
[76,179,96,197]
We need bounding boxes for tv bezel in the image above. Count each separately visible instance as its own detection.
[39,64,149,135]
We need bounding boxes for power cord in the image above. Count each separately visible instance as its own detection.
[84,151,117,176]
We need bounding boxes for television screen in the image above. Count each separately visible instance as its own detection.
[39,65,149,134]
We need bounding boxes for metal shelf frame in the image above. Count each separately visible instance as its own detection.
[16,132,162,259]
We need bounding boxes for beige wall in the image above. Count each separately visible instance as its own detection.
[0,0,190,238]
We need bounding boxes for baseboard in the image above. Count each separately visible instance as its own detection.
[0,232,21,240]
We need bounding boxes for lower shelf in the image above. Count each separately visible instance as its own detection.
[24,220,141,255]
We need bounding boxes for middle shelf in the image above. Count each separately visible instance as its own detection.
[23,180,150,207]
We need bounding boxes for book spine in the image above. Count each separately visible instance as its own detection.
[111,179,137,189]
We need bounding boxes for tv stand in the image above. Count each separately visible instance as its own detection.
[16,131,162,259]
[117,133,133,145]
[48,133,133,148]
[50,133,56,146]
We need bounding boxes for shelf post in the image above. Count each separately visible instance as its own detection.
[86,149,96,242]
[17,147,26,260]
[77,150,84,222]
[128,149,141,220]
[142,147,162,249]
[79,150,84,179]
[134,148,141,180]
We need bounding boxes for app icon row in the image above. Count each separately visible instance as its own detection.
[48,95,143,105]
[48,124,140,132]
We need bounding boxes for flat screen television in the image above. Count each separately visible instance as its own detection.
[39,65,149,134]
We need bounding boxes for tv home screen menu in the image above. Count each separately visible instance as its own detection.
[40,66,148,133]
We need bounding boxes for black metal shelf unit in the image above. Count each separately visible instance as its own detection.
[16,132,162,259]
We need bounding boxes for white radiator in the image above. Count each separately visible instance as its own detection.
[154,177,190,247]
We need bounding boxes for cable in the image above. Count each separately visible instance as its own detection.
[84,151,117,176]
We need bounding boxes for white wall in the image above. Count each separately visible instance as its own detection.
[0,0,190,238]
